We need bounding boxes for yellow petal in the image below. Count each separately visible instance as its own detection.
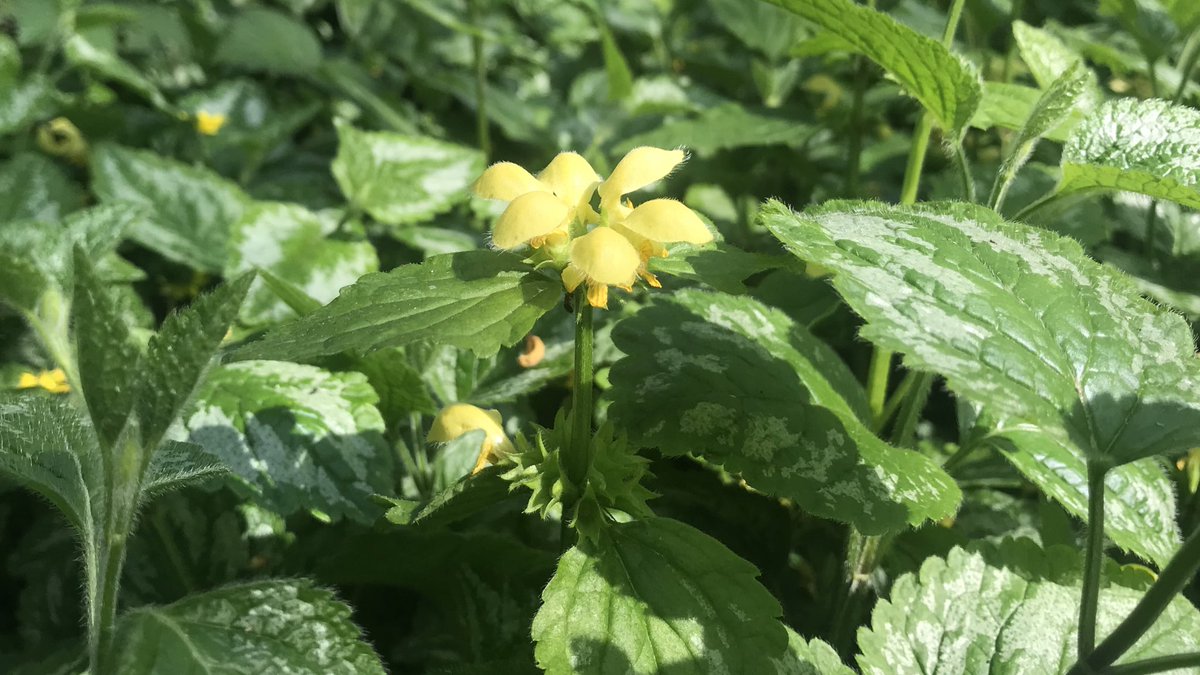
[622,199,713,245]
[195,111,226,136]
[538,152,601,208]
[561,265,586,293]
[473,162,546,201]
[427,403,514,465]
[598,147,685,207]
[568,227,640,287]
[491,191,569,249]
[586,282,609,309]
[17,372,38,389]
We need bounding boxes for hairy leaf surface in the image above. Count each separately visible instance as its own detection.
[610,290,961,532]
[235,251,561,360]
[533,517,786,674]
[762,200,1200,466]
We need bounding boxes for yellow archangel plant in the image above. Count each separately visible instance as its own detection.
[472,147,714,308]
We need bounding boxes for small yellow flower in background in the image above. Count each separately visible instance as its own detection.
[195,111,227,136]
[427,403,515,474]
[17,369,70,394]
[472,146,713,309]
[36,118,89,165]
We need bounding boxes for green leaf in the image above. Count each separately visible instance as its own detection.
[0,395,101,535]
[990,61,1091,208]
[186,360,391,523]
[970,82,1083,143]
[647,243,788,295]
[1099,0,1179,63]
[331,121,485,226]
[258,269,324,317]
[1012,20,1089,89]
[227,202,378,326]
[994,429,1179,567]
[137,274,254,452]
[0,152,83,224]
[710,0,805,62]
[0,251,52,313]
[0,77,56,135]
[111,579,386,674]
[857,542,1200,674]
[383,465,510,527]
[63,33,170,111]
[614,104,817,158]
[761,0,981,137]
[72,250,139,448]
[1058,98,1200,210]
[140,441,226,501]
[533,517,786,674]
[609,290,961,533]
[597,19,633,101]
[234,251,561,361]
[214,8,323,76]
[91,144,250,272]
[773,629,854,675]
[761,199,1200,467]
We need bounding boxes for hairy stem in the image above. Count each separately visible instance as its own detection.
[468,0,491,160]
[566,294,595,494]
[1077,463,1108,662]
[89,433,144,674]
[1078,517,1200,672]
[1103,652,1200,675]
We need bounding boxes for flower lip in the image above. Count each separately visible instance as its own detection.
[567,227,641,287]
[621,198,713,245]
[490,191,570,249]
[472,161,545,201]
[538,152,601,208]
[597,146,686,208]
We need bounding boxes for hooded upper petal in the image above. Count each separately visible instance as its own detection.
[598,147,685,207]
[491,191,569,249]
[427,403,506,443]
[473,161,546,201]
[538,152,601,209]
[568,227,640,287]
[622,199,713,245]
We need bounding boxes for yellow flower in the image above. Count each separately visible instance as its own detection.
[473,146,714,309]
[474,152,601,249]
[427,403,515,474]
[16,369,70,394]
[195,111,227,136]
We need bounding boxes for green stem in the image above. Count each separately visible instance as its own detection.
[1000,0,1025,83]
[876,371,919,434]
[893,373,934,448]
[898,113,935,205]
[1143,201,1159,258]
[1077,463,1108,662]
[1079,516,1200,672]
[830,531,890,654]
[89,434,143,675]
[865,347,893,426]
[953,143,976,204]
[566,293,595,493]
[1172,29,1200,103]
[940,441,976,473]
[844,52,870,197]
[1103,652,1200,675]
[468,0,491,160]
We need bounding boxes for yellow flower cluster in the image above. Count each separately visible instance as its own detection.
[472,147,713,309]
[195,111,227,136]
[16,369,70,394]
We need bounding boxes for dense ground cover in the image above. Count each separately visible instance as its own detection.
[3,0,1200,673]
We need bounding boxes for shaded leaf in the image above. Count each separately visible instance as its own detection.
[112,580,386,674]
[533,517,786,674]
[186,360,391,523]
[609,290,960,533]
[215,8,323,76]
